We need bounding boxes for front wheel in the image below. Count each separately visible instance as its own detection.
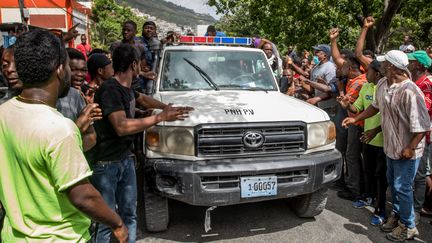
[143,182,169,232]
[289,188,328,218]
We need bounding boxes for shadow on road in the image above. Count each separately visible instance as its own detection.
[325,189,432,243]
[136,188,432,242]
[138,198,313,242]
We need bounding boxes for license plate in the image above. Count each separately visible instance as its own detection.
[240,175,277,198]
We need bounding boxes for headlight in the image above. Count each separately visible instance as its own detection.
[307,121,336,149]
[146,126,194,156]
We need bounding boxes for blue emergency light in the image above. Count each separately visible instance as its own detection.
[179,36,252,46]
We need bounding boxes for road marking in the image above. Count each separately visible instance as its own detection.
[201,233,219,237]
[250,228,266,232]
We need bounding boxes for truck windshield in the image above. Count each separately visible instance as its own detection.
[160,50,278,91]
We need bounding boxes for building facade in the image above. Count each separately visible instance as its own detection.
[0,0,91,47]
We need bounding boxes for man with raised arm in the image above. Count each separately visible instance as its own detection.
[343,50,429,241]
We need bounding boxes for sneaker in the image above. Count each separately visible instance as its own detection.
[337,190,356,201]
[421,207,432,217]
[381,213,399,232]
[352,197,373,208]
[371,214,386,226]
[386,221,419,242]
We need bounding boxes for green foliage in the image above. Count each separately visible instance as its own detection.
[90,0,146,50]
[209,0,432,54]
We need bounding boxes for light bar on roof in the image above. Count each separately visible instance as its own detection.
[179,36,252,46]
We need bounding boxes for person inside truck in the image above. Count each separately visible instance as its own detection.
[205,25,226,37]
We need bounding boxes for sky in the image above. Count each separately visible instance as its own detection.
[164,0,221,19]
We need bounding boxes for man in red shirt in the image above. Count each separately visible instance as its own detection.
[407,50,432,223]
[76,34,92,60]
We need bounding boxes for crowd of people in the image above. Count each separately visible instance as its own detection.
[0,16,432,243]
[267,16,432,242]
[0,20,192,243]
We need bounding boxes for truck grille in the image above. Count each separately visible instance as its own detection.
[201,170,309,190]
[196,122,306,157]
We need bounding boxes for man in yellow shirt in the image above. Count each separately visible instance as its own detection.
[0,29,128,242]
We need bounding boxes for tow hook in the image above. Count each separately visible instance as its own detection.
[204,206,217,232]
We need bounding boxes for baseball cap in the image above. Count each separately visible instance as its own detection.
[87,54,111,78]
[407,50,432,69]
[376,50,409,70]
[143,21,156,28]
[312,44,331,57]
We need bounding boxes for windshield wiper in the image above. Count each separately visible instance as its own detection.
[183,58,219,90]
[218,84,268,93]
[218,84,242,88]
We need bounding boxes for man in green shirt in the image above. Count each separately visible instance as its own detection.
[337,60,387,225]
[0,29,128,242]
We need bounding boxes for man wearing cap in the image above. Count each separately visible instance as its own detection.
[307,44,336,107]
[329,28,368,203]
[141,21,159,68]
[407,50,432,222]
[84,53,114,95]
[343,50,430,241]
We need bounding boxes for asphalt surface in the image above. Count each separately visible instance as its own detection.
[136,189,432,243]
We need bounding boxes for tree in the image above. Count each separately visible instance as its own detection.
[208,0,432,54]
[90,0,146,50]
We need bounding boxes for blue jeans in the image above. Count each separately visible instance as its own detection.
[91,156,137,243]
[414,143,431,212]
[386,157,420,229]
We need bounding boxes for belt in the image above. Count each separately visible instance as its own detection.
[93,155,135,165]
[93,160,121,165]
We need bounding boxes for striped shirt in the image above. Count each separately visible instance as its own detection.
[372,78,430,160]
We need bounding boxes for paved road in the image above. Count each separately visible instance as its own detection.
[137,189,432,243]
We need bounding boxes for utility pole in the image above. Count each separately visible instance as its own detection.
[17,0,29,30]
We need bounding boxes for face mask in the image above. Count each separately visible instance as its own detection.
[313,56,319,65]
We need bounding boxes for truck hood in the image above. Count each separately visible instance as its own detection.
[155,91,329,126]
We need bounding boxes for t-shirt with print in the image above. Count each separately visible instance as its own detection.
[0,98,92,242]
[346,73,368,126]
[56,87,86,122]
[372,78,430,160]
[310,61,337,109]
[91,78,137,162]
[353,82,383,147]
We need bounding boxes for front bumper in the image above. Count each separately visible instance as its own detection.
[144,149,342,206]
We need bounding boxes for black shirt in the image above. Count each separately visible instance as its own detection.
[91,78,137,162]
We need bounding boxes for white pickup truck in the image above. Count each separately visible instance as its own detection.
[142,39,342,232]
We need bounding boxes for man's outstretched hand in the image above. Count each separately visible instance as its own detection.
[157,104,194,122]
[63,23,80,43]
[342,117,356,128]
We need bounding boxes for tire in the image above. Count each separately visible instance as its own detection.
[289,188,328,218]
[143,183,169,232]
